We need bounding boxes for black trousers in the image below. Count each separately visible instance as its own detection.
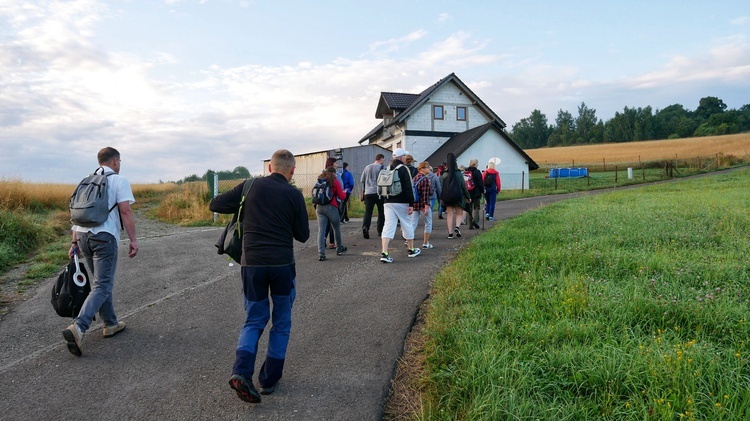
[362,193,384,235]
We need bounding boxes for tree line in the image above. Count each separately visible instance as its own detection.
[179,166,250,184]
[510,96,750,149]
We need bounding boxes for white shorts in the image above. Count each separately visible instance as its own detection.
[382,203,415,240]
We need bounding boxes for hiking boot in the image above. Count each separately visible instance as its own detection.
[260,382,278,395]
[62,323,84,356]
[380,252,393,263]
[336,246,347,256]
[454,227,462,237]
[103,321,126,338]
[422,243,433,249]
[229,374,261,403]
[408,248,421,258]
[319,253,326,261]
[362,227,369,239]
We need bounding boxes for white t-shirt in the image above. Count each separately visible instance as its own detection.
[71,165,135,243]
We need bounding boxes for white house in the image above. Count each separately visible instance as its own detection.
[358,73,538,189]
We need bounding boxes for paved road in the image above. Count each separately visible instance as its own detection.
[1,171,736,420]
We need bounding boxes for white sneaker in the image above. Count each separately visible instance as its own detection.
[62,323,84,356]
[408,248,421,258]
[422,243,433,249]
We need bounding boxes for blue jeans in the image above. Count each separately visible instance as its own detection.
[74,231,119,333]
[484,187,498,218]
[233,265,296,388]
[317,204,343,254]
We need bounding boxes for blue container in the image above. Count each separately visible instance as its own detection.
[549,167,589,178]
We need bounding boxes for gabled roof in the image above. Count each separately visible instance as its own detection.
[375,92,420,118]
[388,73,506,129]
[360,72,508,144]
[424,121,539,170]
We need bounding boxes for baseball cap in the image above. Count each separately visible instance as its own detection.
[392,148,409,157]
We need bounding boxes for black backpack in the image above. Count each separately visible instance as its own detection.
[311,178,333,205]
[484,172,496,187]
[441,173,463,205]
[51,256,90,318]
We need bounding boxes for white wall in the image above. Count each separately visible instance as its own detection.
[456,130,531,190]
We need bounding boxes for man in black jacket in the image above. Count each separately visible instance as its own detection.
[380,148,421,263]
[209,149,309,403]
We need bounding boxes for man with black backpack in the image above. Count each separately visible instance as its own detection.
[63,147,139,357]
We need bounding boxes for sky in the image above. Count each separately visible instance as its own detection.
[1,0,749,184]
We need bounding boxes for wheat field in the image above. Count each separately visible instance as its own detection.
[526,132,750,166]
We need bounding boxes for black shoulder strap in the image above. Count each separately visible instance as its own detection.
[237,178,257,225]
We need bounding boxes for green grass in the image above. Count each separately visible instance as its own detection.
[420,168,750,420]
[500,165,747,200]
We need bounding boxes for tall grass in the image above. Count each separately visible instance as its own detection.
[419,169,750,420]
[0,179,180,292]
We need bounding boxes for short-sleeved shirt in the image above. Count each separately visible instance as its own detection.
[71,165,135,243]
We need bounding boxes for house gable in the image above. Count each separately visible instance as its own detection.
[356,72,538,189]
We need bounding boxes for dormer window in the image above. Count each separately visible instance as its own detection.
[433,105,444,120]
[457,106,467,121]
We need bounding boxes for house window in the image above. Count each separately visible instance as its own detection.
[433,105,444,120]
[457,106,467,121]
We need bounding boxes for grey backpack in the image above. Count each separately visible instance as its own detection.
[70,167,117,227]
[376,164,404,198]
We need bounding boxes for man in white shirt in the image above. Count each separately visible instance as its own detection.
[63,147,139,356]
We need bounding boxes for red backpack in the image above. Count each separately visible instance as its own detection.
[463,170,475,191]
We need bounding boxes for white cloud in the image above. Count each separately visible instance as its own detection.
[367,30,428,55]
[437,13,452,23]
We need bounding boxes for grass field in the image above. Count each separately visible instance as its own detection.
[399,168,750,420]
[526,133,750,168]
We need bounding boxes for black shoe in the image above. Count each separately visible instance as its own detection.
[260,382,277,395]
[336,246,347,256]
[319,253,326,261]
[362,227,369,239]
[438,214,443,219]
[472,223,480,229]
[229,374,261,403]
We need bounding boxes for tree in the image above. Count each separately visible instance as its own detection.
[605,106,654,142]
[548,110,576,146]
[653,104,691,139]
[694,96,727,121]
[511,109,553,148]
[575,102,599,143]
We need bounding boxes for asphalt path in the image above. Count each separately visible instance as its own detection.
[1,171,737,420]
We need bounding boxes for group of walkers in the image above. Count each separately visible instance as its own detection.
[63,146,501,405]
[353,149,502,263]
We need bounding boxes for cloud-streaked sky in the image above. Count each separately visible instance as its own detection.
[2,0,749,183]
